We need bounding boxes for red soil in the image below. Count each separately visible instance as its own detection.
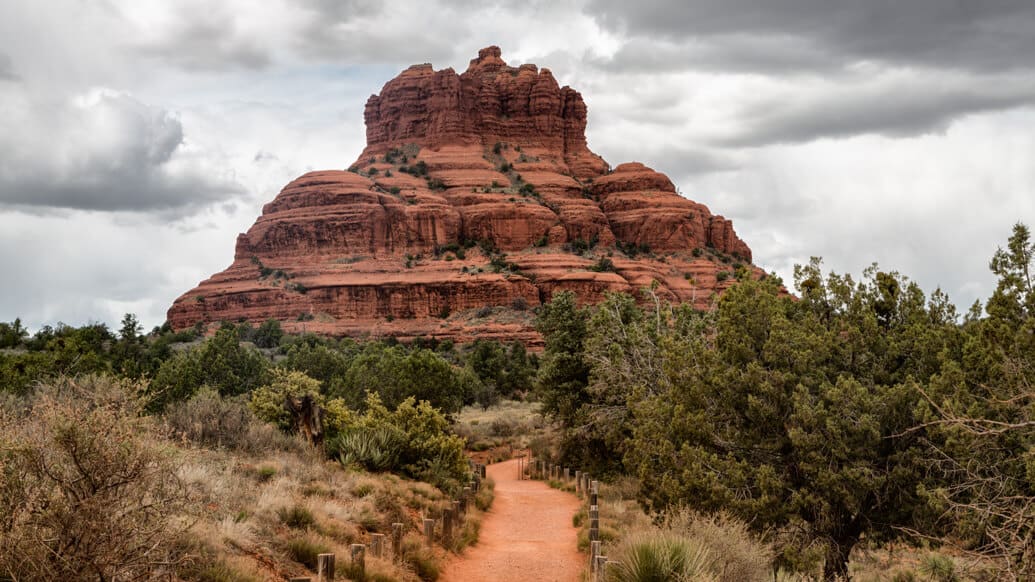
[439,458,584,582]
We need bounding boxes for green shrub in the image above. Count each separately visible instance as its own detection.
[286,536,331,570]
[278,504,315,529]
[332,425,404,472]
[918,554,959,582]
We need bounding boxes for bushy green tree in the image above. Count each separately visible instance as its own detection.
[336,344,465,413]
[623,267,955,579]
[922,223,1035,576]
[147,327,270,411]
[535,291,590,425]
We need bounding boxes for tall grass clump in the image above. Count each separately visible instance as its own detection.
[607,531,714,582]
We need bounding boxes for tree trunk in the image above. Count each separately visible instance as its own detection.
[822,537,856,581]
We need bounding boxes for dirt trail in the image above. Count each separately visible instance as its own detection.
[439,458,584,582]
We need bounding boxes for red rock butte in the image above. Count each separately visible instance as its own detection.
[167,46,760,346]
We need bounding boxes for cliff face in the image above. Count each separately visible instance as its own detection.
[167,47,759,345]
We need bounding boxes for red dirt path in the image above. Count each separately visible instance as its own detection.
[439,458,584,582]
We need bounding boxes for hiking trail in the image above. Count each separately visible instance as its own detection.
[439,457,583,582]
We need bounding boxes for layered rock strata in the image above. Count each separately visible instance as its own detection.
[168,47,759,345]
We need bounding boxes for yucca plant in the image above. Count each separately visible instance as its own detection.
[608,532,716,582]
[330,426,404,472]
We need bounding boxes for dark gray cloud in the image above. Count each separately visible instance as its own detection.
[0,90,244,213]
[588,36,837,75]
[719,73,1035,146]
[0,53,17,81]
[136,14,271,71]
[587,0,1035,73]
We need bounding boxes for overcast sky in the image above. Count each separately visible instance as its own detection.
[2,0,1033,331]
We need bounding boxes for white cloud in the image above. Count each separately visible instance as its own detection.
[0,0,1033,333]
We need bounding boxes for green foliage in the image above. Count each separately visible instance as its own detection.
[335,344,465,413]
[590,257,617,273]
[252,319,284,348]
[607,264,957,579]
[535,292,590,422]
[286,536,331,569]
[277,505,316,529]
[329,394,469,492]
[0,318,27,348]
[917,554,959,582]
[607,532,714,582]
[147,326,270,411]
[249,368,355,438]
[333,425,404,471]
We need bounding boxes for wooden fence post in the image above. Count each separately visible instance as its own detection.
[443,508,454,542]
[590,540,601,573]
[350,544,365,577]
[564,467,570,481]
[575,470,582,494]
[317,553,335,582]
[594,556,608,582]
[453,499,462,520]
[391,522,403,561]
[424,518,435,546]
[370,533,385,558]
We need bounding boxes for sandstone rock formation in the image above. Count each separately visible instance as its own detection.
[167,47,761,346]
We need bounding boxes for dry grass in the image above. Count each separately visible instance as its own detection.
[453,399,550,459]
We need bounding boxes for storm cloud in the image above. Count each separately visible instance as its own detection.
[0,89,243,213]
[0,0,1032,333]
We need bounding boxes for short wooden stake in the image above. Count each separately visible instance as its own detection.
[317,553,335,581]
[443,508,454,542]
[424,518,435,546]
[391,523,403,561]
[575,470,582,493]
[590,540,601,573]
[350,544,365,576]
[370,533,385,558]
[564,467,570,481]
[591,480,599,495]
[595,556,608,582]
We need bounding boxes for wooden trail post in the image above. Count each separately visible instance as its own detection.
[590,540,601,573]
[564,467,570,481]
[391,522,403,561]
[462,486,472,513]
[575,470,582,494]
[424,518,435,546]
[317,553,335,582]
[590,502,600,542]
[350,544,365,577]
[594,556,608,582]
[370,533,385,558]
[443,508,454,542]
[590,480,599,507]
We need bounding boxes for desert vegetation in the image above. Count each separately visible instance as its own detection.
[2,223,1033,581]
[532,223,1035,581]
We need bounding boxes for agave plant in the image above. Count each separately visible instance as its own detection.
[608,532,716,582]
[330,426,404,472]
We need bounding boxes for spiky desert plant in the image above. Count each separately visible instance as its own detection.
[607,531,716,582]
[331,425,404,472]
